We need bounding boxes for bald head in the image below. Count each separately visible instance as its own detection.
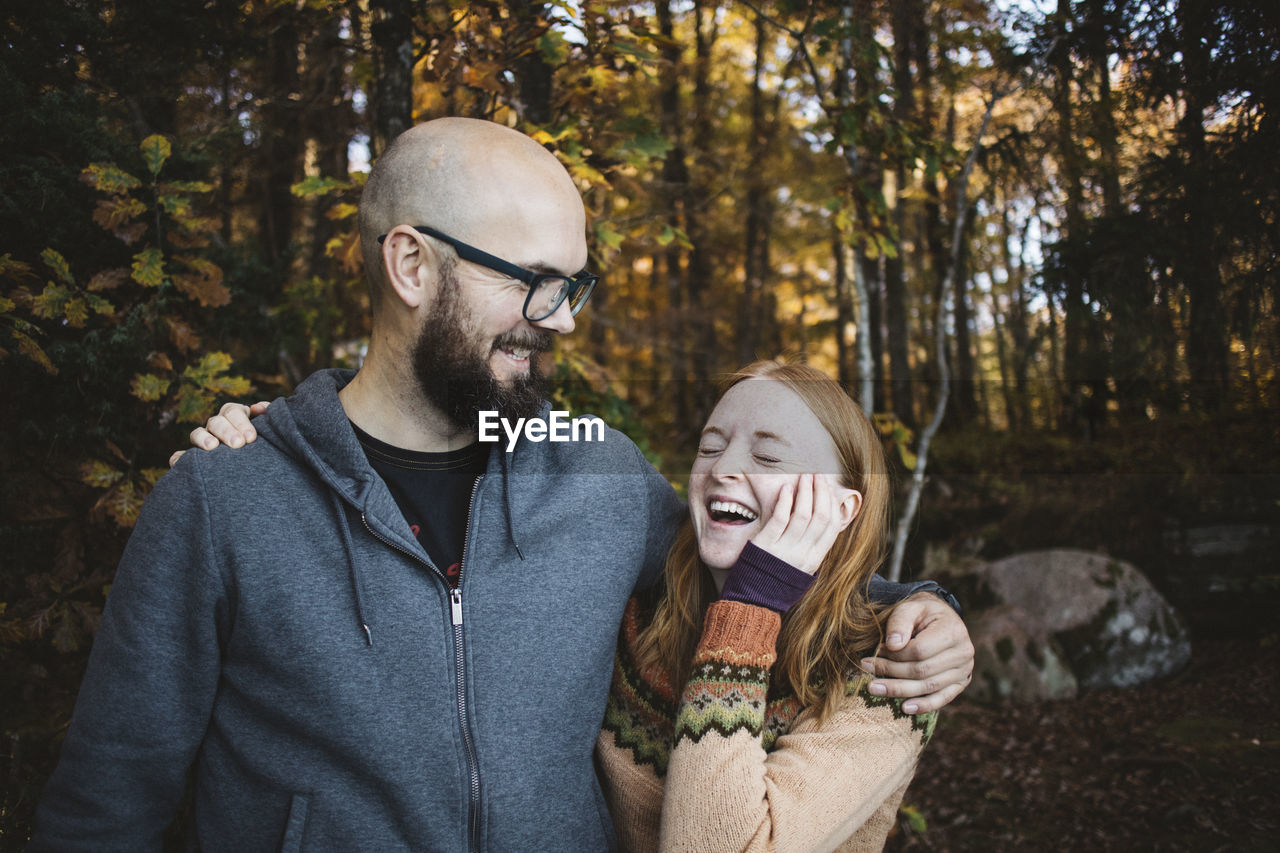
[359,118,586,313]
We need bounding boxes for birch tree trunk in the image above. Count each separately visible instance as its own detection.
[888,93,999,581]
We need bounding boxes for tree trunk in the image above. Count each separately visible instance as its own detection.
[258,15,303,266]
[512,3,554,125]
[655,0,691,437]
[686,0,719,424]
[951,207,977,424]
[370,0,414,157]
[1177,0,1229,411]
[740,13,769,367]
[833,228,853,388]
[1052,0,1094,437]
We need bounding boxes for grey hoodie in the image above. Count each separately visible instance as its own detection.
[31,369,685,852]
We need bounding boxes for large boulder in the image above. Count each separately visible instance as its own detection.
[966,604,1078,703]
[946,549,1191,697]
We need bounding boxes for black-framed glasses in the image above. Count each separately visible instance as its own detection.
[378,225,598,322]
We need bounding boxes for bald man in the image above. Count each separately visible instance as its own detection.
[32,119,970,851]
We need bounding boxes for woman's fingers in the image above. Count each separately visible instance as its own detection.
[750,474,846,575]
[190,401,270,450]
[792,471,814,530]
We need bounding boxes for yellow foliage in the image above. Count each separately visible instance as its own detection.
[172,256,229,308]
[87,268,129,292]
[0,253,35,281]
[63,296,88,327]
[140,134,172,177]
[80,162,141,194]
[102,482,144,527]
[92,196,146,232]
[12,328,56,374]
[131,373,171,402]
[41,248,75,284]
[80,460,124,489]
[131,248,165,287]
[31,283,71,320]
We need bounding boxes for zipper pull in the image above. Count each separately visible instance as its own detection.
[450,587,463,626]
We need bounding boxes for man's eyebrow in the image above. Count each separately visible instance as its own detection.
[700,426,726,439]
[521,260,572,277]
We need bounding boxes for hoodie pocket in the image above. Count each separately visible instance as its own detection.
[279,792,311,853]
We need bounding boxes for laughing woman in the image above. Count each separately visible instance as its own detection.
[179,359,953,852]
[598,360,935,852]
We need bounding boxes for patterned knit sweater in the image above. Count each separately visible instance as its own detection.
[597,588,936,852]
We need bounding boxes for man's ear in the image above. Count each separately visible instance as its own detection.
[381,226,437,310]
[835,488,863,533]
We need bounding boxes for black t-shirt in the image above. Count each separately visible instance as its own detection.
[352,423,490,587]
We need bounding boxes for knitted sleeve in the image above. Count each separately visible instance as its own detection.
[658,600,934,853]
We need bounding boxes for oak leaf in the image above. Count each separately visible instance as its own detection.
[172,256,230,307]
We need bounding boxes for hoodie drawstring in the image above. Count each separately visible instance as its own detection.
[330,492,373,647]
[498,450,525,561]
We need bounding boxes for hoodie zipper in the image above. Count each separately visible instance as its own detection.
[360,473,485,853]
[456,476,483,853]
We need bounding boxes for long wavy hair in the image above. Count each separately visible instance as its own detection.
[633,359,893,724]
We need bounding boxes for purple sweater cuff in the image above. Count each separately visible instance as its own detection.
[719,541,816,613]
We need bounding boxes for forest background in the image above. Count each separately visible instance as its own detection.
[1,0,1276,848]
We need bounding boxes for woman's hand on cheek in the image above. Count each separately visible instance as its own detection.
[749,473,843,575]
[168,401,270,467]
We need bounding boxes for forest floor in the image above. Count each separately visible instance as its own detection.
[886,632,1280,852]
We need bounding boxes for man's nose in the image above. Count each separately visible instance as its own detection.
[531,298,576,335]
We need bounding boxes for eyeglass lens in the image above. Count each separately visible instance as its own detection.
[526,277,587,321]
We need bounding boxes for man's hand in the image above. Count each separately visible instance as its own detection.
[861,592,974,714]
[168,401,271,467]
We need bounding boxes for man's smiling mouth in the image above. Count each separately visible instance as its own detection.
[499,345,531,361]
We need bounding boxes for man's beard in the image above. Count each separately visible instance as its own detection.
[411,264,552,433]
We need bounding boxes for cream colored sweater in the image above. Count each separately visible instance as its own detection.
[597,597,936,853]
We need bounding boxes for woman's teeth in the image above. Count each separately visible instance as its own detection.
[708,499,758,523]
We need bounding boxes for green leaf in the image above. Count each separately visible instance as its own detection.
[325,202,359,221]
[85,293,115,316]
[595,223,625,250]
[207,374,252,396]
[81,163,142,194]
[131,248,165,287]
[899,803,927,833]
[290,176,351,198]
[31,282,71,319]
[539,30,570,65]
[12,328,57,374]
[0,295,14,313]
[80,460,125,489]
[184,350,234,383]
[63,296,89,327]
[610,39,659,62]
[131,373,171,402]
[141,134,172,177]
[158,194,193,218]
[41,248,74,284]
[610,132,673,165]
[0,253,35,280]
[175,387,215,424]
[163,180,214,193]
[104,481,144,527]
